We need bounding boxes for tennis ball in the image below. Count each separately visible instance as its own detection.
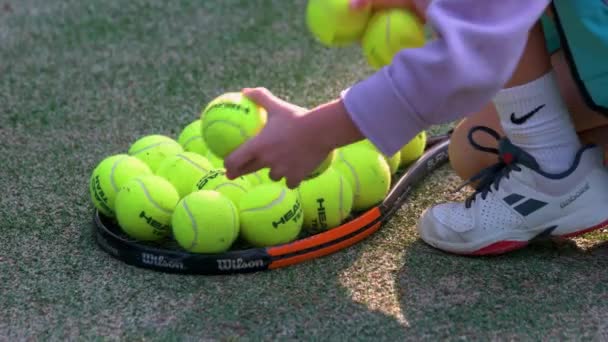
[172,190,240,254]
[297,167,353,233]
[244,168,272,187]
[206,150,224,168]
[351,140,401,175]
[201,92,267,158]
[115,175,180,241]
[128,135,184,172]
[155,152,213,198]
[192,168,252,207]
[306,0,371,47]
[333,145,391,211]
[177,120,208,156]
[386,154,401,175]
[361,9,426,69]
[400,131,427,166]
[239,184,303,247]
[89,154,152,218]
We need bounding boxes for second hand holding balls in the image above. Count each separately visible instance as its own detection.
[361,8,426,69]
[306,0,426,69]
[306,0,371,47]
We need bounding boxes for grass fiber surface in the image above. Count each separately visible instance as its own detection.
[2,1,608,340]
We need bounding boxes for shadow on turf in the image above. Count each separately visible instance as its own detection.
[395,237,608,339]
[104,244,417,340]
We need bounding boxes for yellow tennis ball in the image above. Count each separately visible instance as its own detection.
[297,167,353,233]
[206,150,224,168]
[201,92,267,158]
[306,0,371,47]
[239,184,303,247]
[128,135,184,172]
[386,154,401,175]
[333,145,391,211]
[155,152,214,198]
[244,168,272,187]
[361,9,426,69]
[192,168,252,207]
[400,131,427,166]
[171,190,240,254]
[350,140,401,175]
[115,175,180,241]
[89,154,152,218]
[177,120,209,156]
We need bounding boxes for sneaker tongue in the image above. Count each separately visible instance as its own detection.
[498,138,540,170]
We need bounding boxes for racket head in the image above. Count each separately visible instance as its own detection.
[94,135,450,275]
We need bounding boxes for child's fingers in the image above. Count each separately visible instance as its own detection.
[224,139,263,179]
[268,166,286,183]
[350,0,415,11]
[349,0,369,10]
[285,175,304,190]
[227,158,265,180]
[242,87,290,114]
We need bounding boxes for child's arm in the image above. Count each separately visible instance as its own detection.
[226,0,552,187]
[343,0,551,156]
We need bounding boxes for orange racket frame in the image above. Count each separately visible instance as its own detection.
[94,135,450,274]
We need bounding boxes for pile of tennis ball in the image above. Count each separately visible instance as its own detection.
[306,0,427,69]
[90,92,426,254]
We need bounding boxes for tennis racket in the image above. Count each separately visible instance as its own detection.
[94,134,450,275]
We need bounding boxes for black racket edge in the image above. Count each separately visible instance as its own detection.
[380,135,450,220]
[94,133,452,275]
[272,135,451,261]
[94,215,270,275]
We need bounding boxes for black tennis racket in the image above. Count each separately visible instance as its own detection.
[94,134,450,275]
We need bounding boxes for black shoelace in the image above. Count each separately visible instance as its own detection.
[456,126,523,208]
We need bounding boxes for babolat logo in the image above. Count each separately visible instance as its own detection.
[141,253,185,270]
[139,211,170,235]
[217,258,264,271]
[208,103,250,114]
[314,198,328,230]
[195,169,224,190]
[272,200,303,228]
[560,182,590,208]
[91,175,113,214]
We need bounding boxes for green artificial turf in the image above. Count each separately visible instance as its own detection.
[2,0,608,340]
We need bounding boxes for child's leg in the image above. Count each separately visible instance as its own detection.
[449,35,608,182]
[418,18,608,255]
[448,21,549,180]
[448,104,502,182]
[453,20,582,176]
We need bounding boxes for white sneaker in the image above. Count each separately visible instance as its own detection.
[417,126,608,255]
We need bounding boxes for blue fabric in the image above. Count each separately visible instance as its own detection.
[550,0,608,112]
[542,13,561,54]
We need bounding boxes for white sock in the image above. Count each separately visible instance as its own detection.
[492,71,581,173]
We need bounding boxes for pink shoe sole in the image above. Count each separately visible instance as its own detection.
[459,218,608,256]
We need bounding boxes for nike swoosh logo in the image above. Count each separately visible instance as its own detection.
[510,104,545,125]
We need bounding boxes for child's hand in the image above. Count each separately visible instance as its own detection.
[350,0,412,9]
[350,0,425,20]
[224,88,338,189]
